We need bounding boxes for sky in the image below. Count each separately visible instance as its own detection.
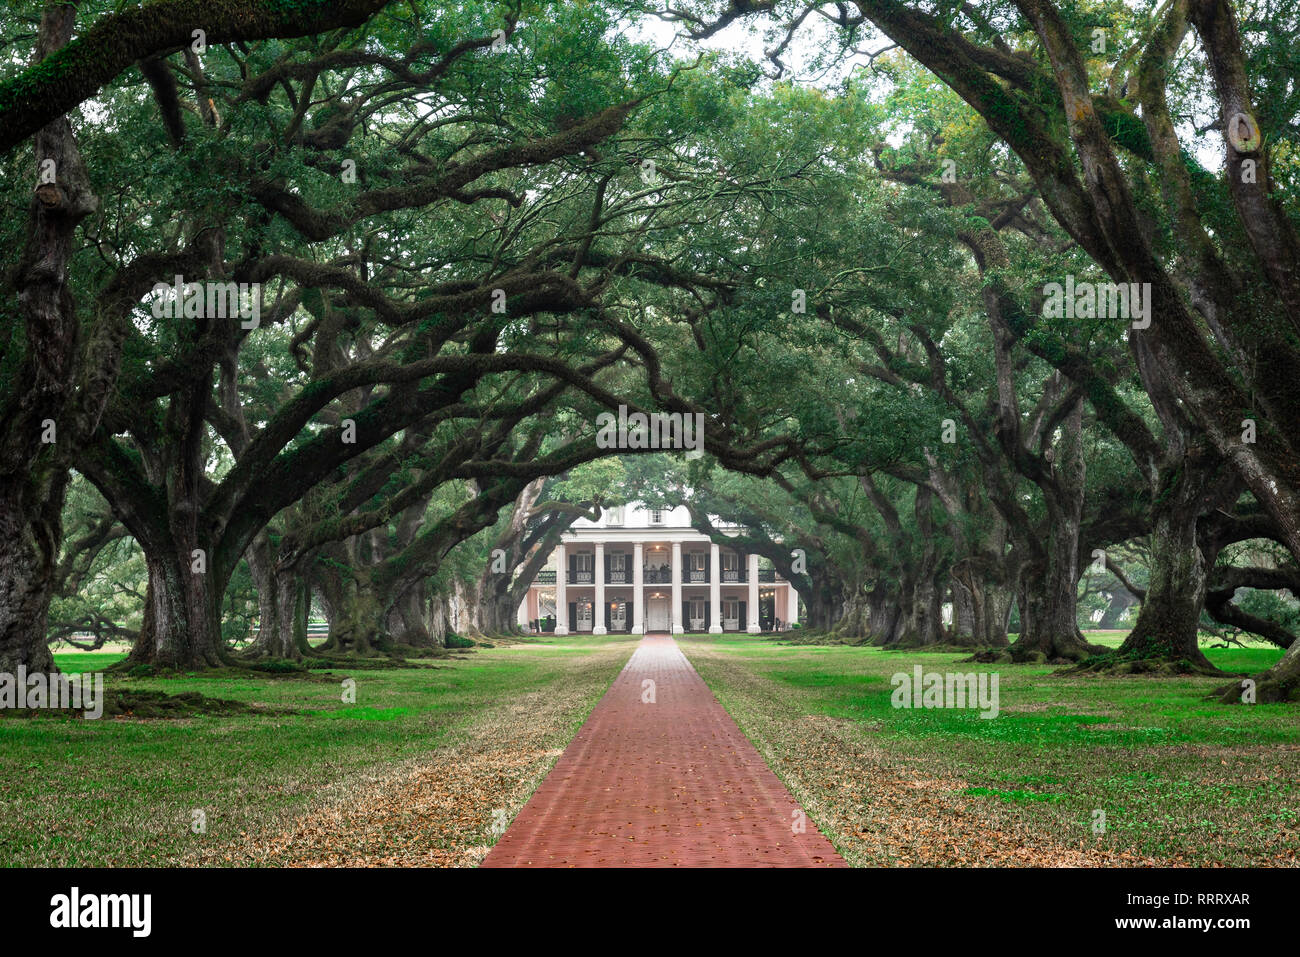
[621,3,1227,171]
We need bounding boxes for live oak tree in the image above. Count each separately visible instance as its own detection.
[1,0,611,669]
[838,43,1294,672]
[652,0,1300,693]
[47,475,142,649]
[687,476,863,634]
[682,0,1300,691]
[7,0,1300,700]
[0,0,427,672]
[706,70,1271,664]
[2,3,110,674]
[458,460,626,639]
[2,0,766,669]
[69,11,661,668]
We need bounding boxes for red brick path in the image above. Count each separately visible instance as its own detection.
[481,634,845,867]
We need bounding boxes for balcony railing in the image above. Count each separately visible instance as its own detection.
[542,567,766,586]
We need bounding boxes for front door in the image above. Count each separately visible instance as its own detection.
[576,600,594,632]
[647,598,670,632]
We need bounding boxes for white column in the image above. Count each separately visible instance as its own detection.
[671,541,683,634]
[593,541,607,635]
[632,542,644,634]
[788,586,799,626]
[554,543,568,635]
[709,542,722,633]
[747,553,760,633]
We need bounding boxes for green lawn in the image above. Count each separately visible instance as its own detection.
[7,631,1296,867]
[0,635,635,867]
[680,634,1299,866]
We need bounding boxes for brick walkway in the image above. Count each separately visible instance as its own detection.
[481,634,845,867]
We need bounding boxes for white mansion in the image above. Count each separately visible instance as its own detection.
[518,504,799,635]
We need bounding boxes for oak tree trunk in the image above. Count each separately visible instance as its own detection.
[868,583,906,646]
[126,546,227,668]
[1116,464,1222,672]
[0,480,62,674]
[1010,403,1098,662]
[1,4,99,677]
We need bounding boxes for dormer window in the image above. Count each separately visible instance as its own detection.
[650,508,664,525]
[607,506,624,526]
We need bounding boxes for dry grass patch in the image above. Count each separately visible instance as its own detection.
[195,642,629,867]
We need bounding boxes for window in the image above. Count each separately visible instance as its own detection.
[721,552,741,581]
[611,553,626,572]
[607,506,624,526]
[650,508,664,525]
[576,553,593,571]
[690,552,706,571]
[689,598,706,623]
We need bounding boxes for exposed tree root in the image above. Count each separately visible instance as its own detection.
[0,689,275,719]
[966,649,1057,665]
[1060,651,1228,679]
[304,655,448,670]
[768,629,869,646]
[107,659,327,679]
[1212,672,1300,704]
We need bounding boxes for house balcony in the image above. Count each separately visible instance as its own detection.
[643,568,672,584]
[721,570,746,583]
[568,570,594,584]
[607,571,628,584]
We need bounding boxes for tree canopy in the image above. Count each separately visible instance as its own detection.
[3,0,1299,701]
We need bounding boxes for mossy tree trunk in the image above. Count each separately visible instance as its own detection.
[126,541,228,669]
[246,530,304,659]
[827,588,867,641]
[804,591,841,632]
[866,583,905,645]
[0,3,100,677]
[0,478,63,675]
[386,583,447,649]
[1009,400,1098,662]
[1116,457,1229,672]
